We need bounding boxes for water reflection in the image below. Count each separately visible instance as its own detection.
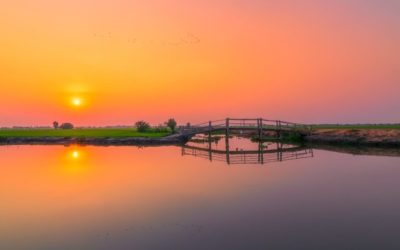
[62,147,90,175]
[72,150,80,159]
[2,140,400,249]
[183,135,313,165]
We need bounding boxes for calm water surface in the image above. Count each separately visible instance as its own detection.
[1,137,400,250]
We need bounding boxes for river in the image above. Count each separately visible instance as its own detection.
[1,136,400,249]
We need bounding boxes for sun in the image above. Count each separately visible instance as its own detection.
[71,97,82,107]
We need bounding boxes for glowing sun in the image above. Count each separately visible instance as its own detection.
[71,97,82,107]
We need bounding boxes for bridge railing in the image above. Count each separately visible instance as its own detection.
[186,120,226,128]
[179,118,312,135]
[262,119,312,132]
[228,119,259,128]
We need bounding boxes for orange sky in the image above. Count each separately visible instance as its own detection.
[0,0,399,126]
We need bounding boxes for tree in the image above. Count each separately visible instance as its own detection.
[135,121,150,132]
[165,118,177,133]
[60,122,74,129]
[53,121,59,129]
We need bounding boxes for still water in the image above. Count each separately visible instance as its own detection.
[1,137,400,250]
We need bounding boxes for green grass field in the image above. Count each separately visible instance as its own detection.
[0,128,170,138]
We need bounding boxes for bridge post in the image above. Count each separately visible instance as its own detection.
[208,121,212,161]
[225,118,230,137]
[276,120,282,139]
[225,133,230,165]
[258,118,263,141]
[208,121,212,143]
[275,120,279,139]
[225,118,231,165]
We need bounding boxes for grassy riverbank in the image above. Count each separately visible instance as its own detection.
[306,128,400,146]
[0,128,170,138]
[311,124,400,130]
[249,124,400,147]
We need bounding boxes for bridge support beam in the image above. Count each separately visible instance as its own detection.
[276,120,282,139]
[208,121,212,161]
[225,118,230,137]
[225,118,230,165]
[257,118,263,141]
[208,121,212,143]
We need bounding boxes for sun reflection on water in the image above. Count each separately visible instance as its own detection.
[72,150,80,159]
[63,147,89,175]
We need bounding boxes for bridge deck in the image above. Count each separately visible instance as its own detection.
[179,118,311,137]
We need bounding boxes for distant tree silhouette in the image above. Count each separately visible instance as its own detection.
[53,121,59,129]
[165,118,177,133]
[60,123,74,129]
[135,121,150,132]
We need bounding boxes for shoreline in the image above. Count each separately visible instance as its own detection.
[1,129,400,148]
[0,136,187,146]
[308,144,400,157]
[304,129,400,147]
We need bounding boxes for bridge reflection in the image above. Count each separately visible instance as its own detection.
[182,139,313,165]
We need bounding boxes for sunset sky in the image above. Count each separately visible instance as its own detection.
[1,0,399,126]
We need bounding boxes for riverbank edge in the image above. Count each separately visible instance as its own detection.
[304,138,400,147]
[2,129,400,148]
[0,136,189,146]
[304,129,400,147]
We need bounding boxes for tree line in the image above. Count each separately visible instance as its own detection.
[52,118,178,133]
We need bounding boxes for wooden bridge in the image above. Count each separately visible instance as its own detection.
[179,118,312,139]
[182,143,314,165]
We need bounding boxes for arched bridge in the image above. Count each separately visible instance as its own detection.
[179,118,312,138]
